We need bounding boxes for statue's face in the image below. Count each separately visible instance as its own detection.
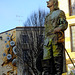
[46,0,53,8]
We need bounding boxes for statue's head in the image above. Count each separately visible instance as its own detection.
[53,0,59,10]
[47,0,59,10]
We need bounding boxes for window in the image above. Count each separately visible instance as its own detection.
[69,0,75,16]
[38,35,44,43]
[0,36,2,40]
[22,49,30,62]
[70,25,75,51]
[21,35,29,44]
[23,50,27,62]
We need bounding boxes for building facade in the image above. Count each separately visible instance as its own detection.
[16,27,44,75]
[58,0,75,74]
[0,28,17,75]
[0,27,44,75]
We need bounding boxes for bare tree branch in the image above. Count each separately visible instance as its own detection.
[17,9,48,75]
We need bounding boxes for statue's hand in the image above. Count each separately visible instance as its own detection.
[54,27,61,33]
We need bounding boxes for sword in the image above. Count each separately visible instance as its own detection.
[62,43,75,68]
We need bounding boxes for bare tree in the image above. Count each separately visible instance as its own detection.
[17,9,48,75]
[24,9,48,27]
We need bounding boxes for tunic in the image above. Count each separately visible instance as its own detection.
[43,9,68,73]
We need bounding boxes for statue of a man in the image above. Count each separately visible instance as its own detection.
[42,0,68,75]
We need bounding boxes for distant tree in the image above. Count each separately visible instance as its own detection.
[17,9,48,75]
[24,9,48,27]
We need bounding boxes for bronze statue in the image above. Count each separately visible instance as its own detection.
[42,0,68,75]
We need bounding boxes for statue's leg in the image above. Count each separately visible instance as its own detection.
[42,40,56,75]
[41,59,53,75]
[54,55,63,75]
[53,43,63,75]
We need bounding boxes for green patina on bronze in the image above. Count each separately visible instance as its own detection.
[43,9,68,59]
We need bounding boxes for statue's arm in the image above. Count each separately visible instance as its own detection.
[54,10,68,33]
[57,10,68,31]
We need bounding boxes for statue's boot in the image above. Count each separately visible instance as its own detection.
[54,56,63,75]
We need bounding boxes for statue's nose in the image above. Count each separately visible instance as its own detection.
[46,1,49,3]
[46,1,49,4]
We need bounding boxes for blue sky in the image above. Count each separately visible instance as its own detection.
[0,0,49,33]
